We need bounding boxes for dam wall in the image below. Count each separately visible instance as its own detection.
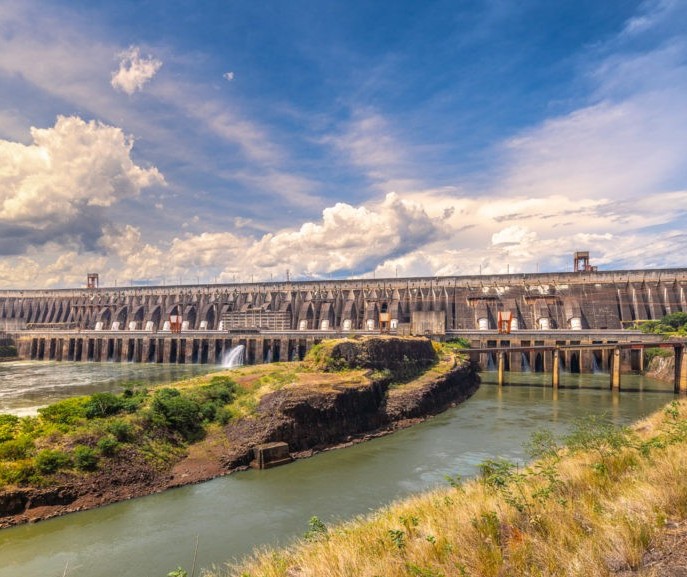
[2,268,687,335]
[2,268,687,369]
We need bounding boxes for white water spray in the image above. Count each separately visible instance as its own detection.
[222,345,245,368]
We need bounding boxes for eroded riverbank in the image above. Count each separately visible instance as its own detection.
[0,337,479,528]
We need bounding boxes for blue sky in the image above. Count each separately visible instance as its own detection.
[0,0,686,287]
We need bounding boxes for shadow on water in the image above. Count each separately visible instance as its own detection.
[480,369,675,394]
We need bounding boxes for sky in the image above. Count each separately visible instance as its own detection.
[0,0,686,288]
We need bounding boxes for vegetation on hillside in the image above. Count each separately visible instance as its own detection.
[0,337,460,491]
[636,311,687,335]
[215,399,687,577]
[0,375,242,488]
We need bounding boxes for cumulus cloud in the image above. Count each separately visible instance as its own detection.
[111,46,162,95]
[0,116,164,253]
[244,192,444,276]
[92,192,446,285]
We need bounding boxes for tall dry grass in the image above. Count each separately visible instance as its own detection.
[203,399,687,577]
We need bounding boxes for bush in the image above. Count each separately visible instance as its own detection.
[107,419,134,442]
[84,392,125,419]
[0,414,19,443]
[150,388,204,440]
[97,436,120,457]
[73,445,98,471]
[0,460,36,486]
[38,397,89,425]
[644,347,672,367]
[35,449,71,474]
[199,377,239,403]
[0,436,34,461]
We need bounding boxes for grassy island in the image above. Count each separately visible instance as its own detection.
[0,336,478,527]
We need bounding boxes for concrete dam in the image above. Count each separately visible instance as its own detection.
[1,267,686,381]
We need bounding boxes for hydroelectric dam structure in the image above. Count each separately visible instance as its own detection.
[2,266,687,391]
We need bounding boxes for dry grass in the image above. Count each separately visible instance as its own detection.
[205,399,687,577]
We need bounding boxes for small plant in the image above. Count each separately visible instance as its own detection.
[167,567,187,577]
[97,436,120,457]
[38,397,89,426]
[84,392,125,419]
[565,414,632,473]
[388,528,406,551]
[73,445,98,471]
[0,414,19,443]
[0,436,34,461]
[304,515,328,542]
[108,419,134,442]
[35,449,71,474]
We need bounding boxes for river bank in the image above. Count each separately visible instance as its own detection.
[0,337,479,528]
[224,397,687,577]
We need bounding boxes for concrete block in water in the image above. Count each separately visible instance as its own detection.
[251,442,293,469]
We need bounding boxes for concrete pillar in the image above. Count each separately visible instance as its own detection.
[279,338,289,363]
[255,338,264,364]
[611,347,621,390]
[498,351,505,386]
[675,346,687,395]
[552,349,560,388]
[509,351,522,372]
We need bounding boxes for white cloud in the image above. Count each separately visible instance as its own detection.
[223,71,235,81]
[111,46,162,95]
[0,116,164,227]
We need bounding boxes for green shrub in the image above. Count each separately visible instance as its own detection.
[97,436,120,457]
[644,347,672,367]
[0,460,36,486]
[38,397,89,425]
[73,445,98,471]
[215,406,232,425]
[446,337,471,349]
[120,387,149,412]
[0,414,19,443]
[0,436,34,461]
[150,388,204,440]
[85,393,125,419]
[107,419,134,442]
[35,449,71,474]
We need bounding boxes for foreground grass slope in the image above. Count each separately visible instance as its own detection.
[215,399,687,577]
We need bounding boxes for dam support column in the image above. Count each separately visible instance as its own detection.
[497,351,505,386]
[552,348,560,389]
[611,347,621,391]
[675,345,687,395]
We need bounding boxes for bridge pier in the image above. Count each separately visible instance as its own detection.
[552,349,560,388]
[675,345,687,395]
[611,347,621,390]
[497,351,505,386]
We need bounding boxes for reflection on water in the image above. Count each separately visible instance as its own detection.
[0,361,220,415]
[0,365,676,577]
[480,368,675,394]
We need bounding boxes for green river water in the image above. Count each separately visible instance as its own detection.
[0,363,677,577]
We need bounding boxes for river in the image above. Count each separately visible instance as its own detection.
[0,363,677,577]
